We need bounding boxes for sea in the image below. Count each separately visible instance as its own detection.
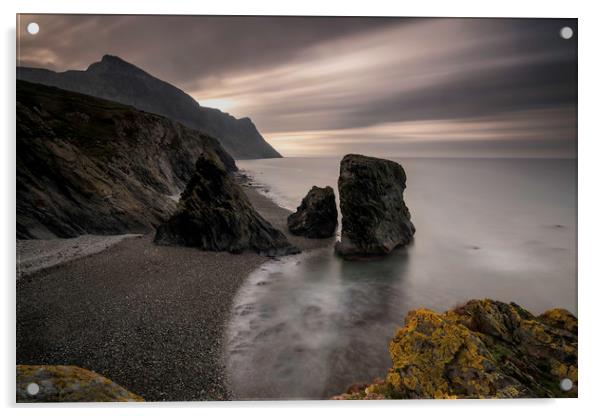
[225,157,577,399]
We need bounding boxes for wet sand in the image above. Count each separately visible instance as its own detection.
[16,186,331,401]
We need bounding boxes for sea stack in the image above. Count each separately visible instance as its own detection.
[287,186,338,238]
[335,154,415,258]
[154,153,299,256]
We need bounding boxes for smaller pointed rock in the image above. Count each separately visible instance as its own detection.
[155,152,299,256]
[287,186,338,238]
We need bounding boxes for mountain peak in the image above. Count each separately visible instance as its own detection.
[17,56,282,158]
[101,54,127,64]
[87,55,147,76]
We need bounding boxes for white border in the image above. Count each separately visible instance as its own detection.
[2,1,601,415]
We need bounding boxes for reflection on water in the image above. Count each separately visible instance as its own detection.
[227,247,414,399]
[227,157,577,400]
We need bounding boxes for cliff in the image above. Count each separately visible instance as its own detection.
[333,299,577,399]
[17,80,235,239]
[17,55,281,159]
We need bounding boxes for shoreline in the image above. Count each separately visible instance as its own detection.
[236,169,297,212]
[16,234,143,279]
[15,169,320,279]
[16,184,329,401]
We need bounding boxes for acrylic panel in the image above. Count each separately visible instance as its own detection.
[16,14,577,402]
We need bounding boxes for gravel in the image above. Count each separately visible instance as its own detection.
[16,234,142,278]
[16,187,328,401]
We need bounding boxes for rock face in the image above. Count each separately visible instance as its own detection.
[17,80,236,239]
[287,186,338,238]
[154,154,300,256]
[18,55,281,159]
[333,299,578,399]
[16,365,143,402]
[335,154,415,258]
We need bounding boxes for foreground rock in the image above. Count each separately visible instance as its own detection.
[155,154,299,256]
[287,186,337,238]
[335,154,415,258]
[16,365,143,402]
[17,80,236,239]
[333,299,577,399]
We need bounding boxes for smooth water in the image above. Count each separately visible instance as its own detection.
[227,157,577,399]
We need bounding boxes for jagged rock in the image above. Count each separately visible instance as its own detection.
[18,55,281,159]
[335,154,415,258]
[154,153,300,256]
[287,186,337,238]
[333,299,578,399]
[17,80,236,239]
[16,365,143,402]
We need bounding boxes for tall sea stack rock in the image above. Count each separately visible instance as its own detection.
[154,153,299,256]
[335,154,415,258]
[287,186,338,238]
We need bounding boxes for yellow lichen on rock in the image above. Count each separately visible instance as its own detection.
[385,308,492,398]
[333,299,578,400]
[538,308,578,334]
[16,365,143,402]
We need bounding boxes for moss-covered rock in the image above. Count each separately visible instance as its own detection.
[333,299,577,399]
[16,365,143,402]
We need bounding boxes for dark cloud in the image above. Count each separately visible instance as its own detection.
[17,15,577,157]
[18,14,401,90]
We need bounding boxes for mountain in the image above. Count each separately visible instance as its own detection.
[17,55,281,159]
[17,80,236,239]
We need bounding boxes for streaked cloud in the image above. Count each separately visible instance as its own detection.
[17,15,577,158]
[267,108,576,158]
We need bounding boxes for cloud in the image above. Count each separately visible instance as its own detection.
[266,107,577,158]
[17,15,577,158]
[17,14,399,88]
[188,19,576,132]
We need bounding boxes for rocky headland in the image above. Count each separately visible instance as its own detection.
[17,80,235,239]
[333,299,577,399]
[287,186,338,238]
[18,55,281,159]
[335,154,415,258]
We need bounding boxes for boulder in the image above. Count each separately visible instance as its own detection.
[154,153,299,256]
[335,154,415,258]
[287,186,337,238]
[16,365,143,402]
[333,299,578,399]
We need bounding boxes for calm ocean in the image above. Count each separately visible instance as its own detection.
[226,157,577,399]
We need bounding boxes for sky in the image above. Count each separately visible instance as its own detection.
[17,15,577,158]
